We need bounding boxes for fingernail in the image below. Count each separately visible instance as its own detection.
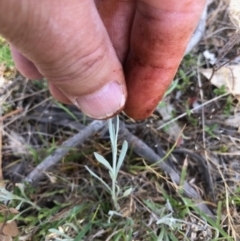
[75,81,125,119]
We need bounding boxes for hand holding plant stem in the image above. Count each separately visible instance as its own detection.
[85,116,129,211]
[0,0,206,120]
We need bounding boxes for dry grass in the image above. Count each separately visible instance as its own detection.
[1,0,240,240]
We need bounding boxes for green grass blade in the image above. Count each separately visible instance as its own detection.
[163,79,179,98]
[74,222,92,241]
[54,101,78,121]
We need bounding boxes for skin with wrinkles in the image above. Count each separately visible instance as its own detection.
[124,0,207,119]
[0,0,207,120]
[96,0,136,63]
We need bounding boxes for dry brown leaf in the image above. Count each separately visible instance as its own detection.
[156,99,183,143]
[200,65,240,99]
[0,205,19,238]
[0,234,12,241]
[0,221,19,238]
[8,208,19,215]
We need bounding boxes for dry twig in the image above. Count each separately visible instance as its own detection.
[24,118,214,217]
[120,126,214,218]
[24,120,106,184]
[157,92,229,130]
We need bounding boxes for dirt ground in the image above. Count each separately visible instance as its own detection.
[1,0,240,240]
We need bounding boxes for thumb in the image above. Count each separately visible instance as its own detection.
[0,0,127,119]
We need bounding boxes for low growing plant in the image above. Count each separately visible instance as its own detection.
[85,116,131,211]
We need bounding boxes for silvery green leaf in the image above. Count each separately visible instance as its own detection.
[116,184,121,196]
[63,222,79,232]
[16,201,24,210]
[115,116,120,141]
[165,233,170,241]
[116,140,128,174]
[108,210,122,217]
[112,124,116,141]
[166,199,173,212]
[94,152,113,172]
[16,183,27,199]
[156,214,180,229]
[0,188,15,201]
[108,170,114,180]
[112,116,119,153]
[85,166,111,193]
[48,229,74,240]
[108,118,115,145]
[108,210,122,223]
[0,189,24,203]
[122,187,133,197]
[158,228,165,241]
[0,188,40,210]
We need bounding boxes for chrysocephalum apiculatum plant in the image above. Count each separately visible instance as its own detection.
[85,115,131,211]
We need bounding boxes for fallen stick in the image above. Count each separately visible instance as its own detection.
[120,126,214,218]
[24,118,213,217]
[24,120,106,184]
[0,107,23,121]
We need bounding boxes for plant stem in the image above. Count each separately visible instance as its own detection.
[109,116,120,210]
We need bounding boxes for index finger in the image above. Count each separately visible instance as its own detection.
[124,0,207,119]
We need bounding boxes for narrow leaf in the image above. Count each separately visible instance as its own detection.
[94,152,113,172]
[108,118,115,145]
[85,166,111,192]
[116,184,120,197]
[115,115,120,142]
[158,228,165,241]
[74,222,92,241]
[113,117,120,163]
[122,187,133,197]
[48,229,73,240]
[108,170,114,180]
[116,140,128,174]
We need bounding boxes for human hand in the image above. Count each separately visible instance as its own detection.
[0,0,207,120]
